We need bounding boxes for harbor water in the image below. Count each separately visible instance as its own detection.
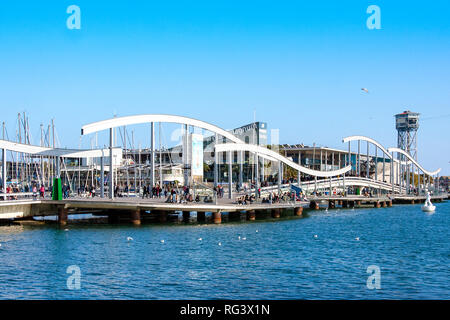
[0,202,448,299]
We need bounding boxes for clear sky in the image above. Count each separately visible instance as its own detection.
[0,1,449,174]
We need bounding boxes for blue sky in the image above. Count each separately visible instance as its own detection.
[0,1,449,174]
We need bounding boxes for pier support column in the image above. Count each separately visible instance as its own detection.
[387,200,393,207]
[342,201,348,208]
[130,209,141,225]
[381,201,387,208]
[197,212,206,223]
[271,208,281,218]
[374,201,381,208]
[309,201,319,210]
[213,211,222,224]
[58,207,68,226]
[295,207,303,216]
[247,210,256,221]
[182,211,190,223]
[349,201,355,208]
[410,199,415,204]
[328,200,335,209]
[356,200,361,207]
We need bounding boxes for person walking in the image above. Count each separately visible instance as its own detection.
[32,185,37,200]
[39,185,45,199]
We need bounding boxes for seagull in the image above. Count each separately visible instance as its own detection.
[238,236,241,240]
[314,235,318,239]
[256,230,259,233]
[355,237,360,241]
[218,242,222,246]
[198,238,202,241]
[127,237,133,241]
[160,240,165,244]
[361,88,369,93]
[64,229,69,232]
[242,237,246,241]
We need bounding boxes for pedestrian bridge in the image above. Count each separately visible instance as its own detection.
[0,114,442,202]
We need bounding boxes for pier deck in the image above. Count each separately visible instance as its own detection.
[0,193,447,224]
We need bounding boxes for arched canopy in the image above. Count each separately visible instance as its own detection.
[215,143,352,178]
[0,139,117,158]
[81,114,243,144]
[387,147,441,176]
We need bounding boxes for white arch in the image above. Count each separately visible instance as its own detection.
[342,135,409,165]
[387,147,441,176]
[215,143,352,178]
[81,114,279,163]
[81,114,244,144]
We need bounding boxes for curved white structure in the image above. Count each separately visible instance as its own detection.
[81,114,279,163]
[0,140,48,155]
[0,139,115,158]
[343,135,409,165]
[81,114,243,144]
[343,135,391,157]
[215,143,352,178]
[387,147,441,176]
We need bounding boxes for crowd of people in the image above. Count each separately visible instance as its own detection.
[0,183,47,200]
[2,177,442,203]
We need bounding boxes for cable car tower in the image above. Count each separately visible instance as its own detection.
[395,110,420,160]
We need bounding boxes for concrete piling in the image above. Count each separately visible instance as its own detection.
[309,201,319,210]
[271,208,281,218]
[130,209,141,225]
[58,207,68,226]
[213,211,222,224]
[295,207,303,216]
[247,210,256,221]
[328,200,335,209]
